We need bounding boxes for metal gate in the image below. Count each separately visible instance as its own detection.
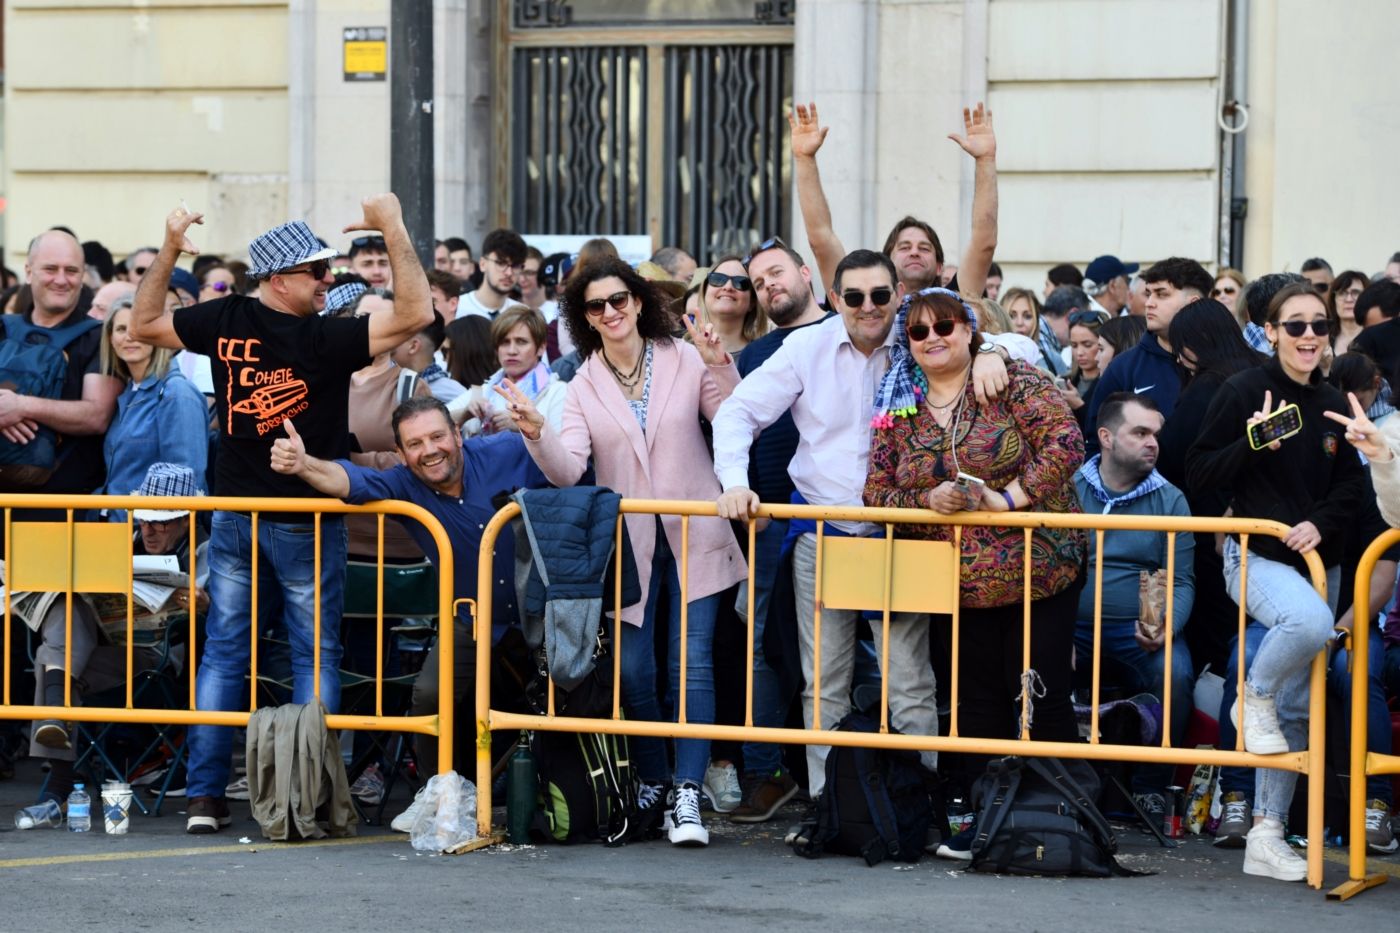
[504,1,794,263]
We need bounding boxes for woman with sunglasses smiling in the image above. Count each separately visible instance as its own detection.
[864,287,1086,839]
[497,257,746,849]
[698,256,768,355]
[1187,281,1366,882]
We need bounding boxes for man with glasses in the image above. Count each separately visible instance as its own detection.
[713,248,1011,827]
[457,228,527,321]
[130,193,433,834]
[1300,257,1333,295]
[349,235,392,289]
[517,246,553,320]
[123,247,157,285]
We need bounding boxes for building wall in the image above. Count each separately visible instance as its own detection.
[4,0,291,269]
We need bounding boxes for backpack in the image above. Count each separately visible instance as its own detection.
[0,314,101,486]
[530,728,658,845]
[796,710,932,866]
[967,756,1145,877]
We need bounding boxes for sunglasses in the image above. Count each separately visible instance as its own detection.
[280,259,331,280]
[907,319,960,341]
[1277,318,1331,338]
[840,287,893,309]
[707,271,752,291]
[742,236,789,267]
[584,291,631,316]
[1312,281,1329,293]
[351,236,386,249]
[133,266,149,276]
[205,281,231,293]
[1211,286,1238,297]
[1068,309,1104,326]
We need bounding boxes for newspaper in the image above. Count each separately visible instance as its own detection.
[0,556,192,641]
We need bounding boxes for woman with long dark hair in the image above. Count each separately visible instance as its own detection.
[497,257,746,849]
[1327,270,1371,357]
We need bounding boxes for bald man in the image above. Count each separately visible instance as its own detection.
[0,231,121,499]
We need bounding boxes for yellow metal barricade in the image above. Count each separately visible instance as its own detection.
[0,494,457,778]
[1330,527,1400,901]
[475,499,1332,887]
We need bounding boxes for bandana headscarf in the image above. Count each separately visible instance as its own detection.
[871,286,980,429]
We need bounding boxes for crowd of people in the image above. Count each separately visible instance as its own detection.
[4,99,1400,884]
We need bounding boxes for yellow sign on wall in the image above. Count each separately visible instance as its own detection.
[344,26,388,82]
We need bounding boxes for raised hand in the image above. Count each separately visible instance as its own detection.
[1325,391,1392,462]
[164,205,204,256]
[493,379,546,440]
[270,419,307,475]
[683,313,732,367]
[1247,390,1285,451]
[948,102,996,162]
[343,193,404,235]
[788,102,830,160]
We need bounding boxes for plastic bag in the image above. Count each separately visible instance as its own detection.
[409,771,479,853]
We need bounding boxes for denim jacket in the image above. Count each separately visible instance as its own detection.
[101,368,209,517]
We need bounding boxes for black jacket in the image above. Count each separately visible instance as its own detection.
[1186,357,1366,571]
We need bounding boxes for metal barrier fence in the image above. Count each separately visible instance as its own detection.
[0,495,457,779]
[1332,527,1400,901]
[475,499,1332,887]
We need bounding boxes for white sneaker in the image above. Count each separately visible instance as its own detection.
[665,783,710,847]
[1230,685,1289,755]
[390,785,431,833]
[225,776,250,801]
[1243,818,1306,882]
[702,761,742,813]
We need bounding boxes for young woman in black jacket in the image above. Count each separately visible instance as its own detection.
[1186,282,1366,882]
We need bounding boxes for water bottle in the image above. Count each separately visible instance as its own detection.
[506,731,537,844]
[67,784,91,832]
[14,799,62,830]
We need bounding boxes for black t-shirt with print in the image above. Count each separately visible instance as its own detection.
[173,295,371,516]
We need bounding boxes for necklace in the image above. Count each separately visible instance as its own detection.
[602,341,646,389]
[925,367,971,411]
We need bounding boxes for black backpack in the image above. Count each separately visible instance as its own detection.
[797,710,932,866]
[967,756,1144,877]
[0,314,101,486]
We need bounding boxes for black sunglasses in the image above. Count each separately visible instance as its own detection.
[280,259,331,280]
[707,271,752,291]
[840,287,893,309]
[351,236,386,249]
[134,266,149,276]
[742,236,789,267]
[1068,309,1104,326]
[1278,318,1331,338]
[584,291,631,316]
[907,319,960,341]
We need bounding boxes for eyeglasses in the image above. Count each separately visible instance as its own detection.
[1211,286,1238,297]
[742,236,789,267]
[840,287,893,308]
[707,271,752,291]
[583,291,632,316]
[1312,281,1329,293]
[134,266,149,276]
[1277,318,1331,338]
[483,255,526,274]
[907,319,960,341]
[1341,287,1365,300]
[279,259,331,280]
[1068,309,1105,326]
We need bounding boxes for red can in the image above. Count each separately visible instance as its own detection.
[1163,785,1186,838]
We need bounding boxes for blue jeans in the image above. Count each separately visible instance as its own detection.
[1328,628,1392,803]
[1074,619,1194,795]
[620,526,719,787]
[737,518,788,777]
[186,511,348,798]
[1222,539,1338,822]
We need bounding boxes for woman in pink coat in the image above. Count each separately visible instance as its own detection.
[498,257,747,848]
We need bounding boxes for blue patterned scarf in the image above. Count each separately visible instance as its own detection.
[871,287,980,428]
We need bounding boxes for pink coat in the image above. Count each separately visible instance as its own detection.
[524,339,748,625]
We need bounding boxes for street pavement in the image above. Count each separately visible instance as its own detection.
[2,758,1397,931]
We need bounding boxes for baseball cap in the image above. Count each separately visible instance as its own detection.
[1083,255,1139,289]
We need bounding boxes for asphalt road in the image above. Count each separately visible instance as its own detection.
[1,758,1397,932]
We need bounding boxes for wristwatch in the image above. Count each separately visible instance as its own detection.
[977,340,1009,361]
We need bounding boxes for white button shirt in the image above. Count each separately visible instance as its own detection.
[712,314,895,536]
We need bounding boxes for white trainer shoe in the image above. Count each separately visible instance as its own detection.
[702,761,742,813]
[665,783,710,847]
[1230,685,1289,755]
[1243,818,1306,882]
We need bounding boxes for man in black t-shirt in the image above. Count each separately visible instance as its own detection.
[130,194,433,834]
[0,230,122,500]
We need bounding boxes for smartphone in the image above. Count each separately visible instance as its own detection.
[1053,376,1068,390]
[1247,402,1302,450]
[954,472,986,502]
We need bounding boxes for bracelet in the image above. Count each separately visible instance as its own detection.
[1001,489,1015,511]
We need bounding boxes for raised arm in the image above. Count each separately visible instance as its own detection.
[790,103,846,295]
[269,419,351,497]
[948,103,998,300]
[349,194,435,356]
[130,206,202,350]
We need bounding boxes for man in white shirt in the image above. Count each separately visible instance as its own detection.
[712,247,1010,805]
[456,228,527,320]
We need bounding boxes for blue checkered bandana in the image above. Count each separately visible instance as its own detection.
[871,287,979,429]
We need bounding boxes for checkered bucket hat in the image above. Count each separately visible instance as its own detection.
[246,220,338,280]
[131,462,204,521]
[323,281,367,316]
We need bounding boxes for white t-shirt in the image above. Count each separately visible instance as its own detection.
[454,290,524,320]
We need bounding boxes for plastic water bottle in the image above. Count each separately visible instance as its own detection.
[67,784,91,832]
[506,731,537,844]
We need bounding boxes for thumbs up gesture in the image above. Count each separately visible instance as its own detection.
[270,419,307,475]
